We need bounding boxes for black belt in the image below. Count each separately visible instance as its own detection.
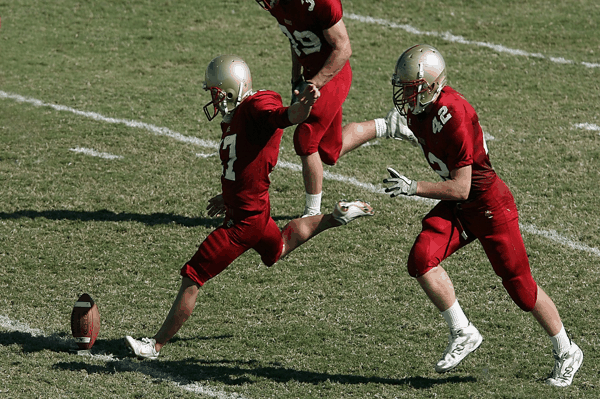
[453,203,469,241]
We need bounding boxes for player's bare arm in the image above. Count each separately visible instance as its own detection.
[384,165,472,201]
[416,165,472,201]
[308,19,351,89]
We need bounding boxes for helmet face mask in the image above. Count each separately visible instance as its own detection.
[392,75,430,117]
[202,86,228,121]
[255,0,278,10]
[203,55,253,121]
[392,44,447,116]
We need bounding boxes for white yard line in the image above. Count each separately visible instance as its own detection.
[1,89,597,258]
[197,152,218,158]
[574,123,600,132]
[70,147,123,160]
[344,13,600,69]
[0,91,219,150]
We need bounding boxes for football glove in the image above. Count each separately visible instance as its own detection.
[290,76,308,106]
[206,194,226,217]
[383,167,418,197]
[385,107,419,146]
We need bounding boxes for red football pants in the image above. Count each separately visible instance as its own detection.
[407,180,538,311]
[293,61,352,165]
[181,211,283,286]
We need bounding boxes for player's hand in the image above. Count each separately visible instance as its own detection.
[290,76,306,105]
[206,194,226,217]
[385,107,419,146]
[383,167,418,197]
[294,81,320,107]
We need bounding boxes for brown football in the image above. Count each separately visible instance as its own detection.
[70,293,100,350]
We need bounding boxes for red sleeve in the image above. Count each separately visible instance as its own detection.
[247,91,293,137]
[267,107,293,130]
[316,0,343,30]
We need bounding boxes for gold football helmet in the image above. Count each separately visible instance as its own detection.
[203,55,253,121]
[392,44,447,116]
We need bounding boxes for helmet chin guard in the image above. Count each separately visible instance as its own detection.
[255,0,279,11]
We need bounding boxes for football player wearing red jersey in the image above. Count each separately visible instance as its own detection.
[256,0,414,217]
[125,55,374,359]
[383,45,583,386]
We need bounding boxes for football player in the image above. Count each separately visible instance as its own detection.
[124,55,374,359]
[383,44,583,386]
[256,0,414,217]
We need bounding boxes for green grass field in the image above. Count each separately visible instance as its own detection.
[1,1,599,398]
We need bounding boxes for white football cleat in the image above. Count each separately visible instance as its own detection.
[125,336,160,360]
[332,200,374,225]
[435,323,483,373]
[385,107,418,146]
[545,342,583,387]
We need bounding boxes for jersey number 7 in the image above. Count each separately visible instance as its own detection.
[221,134,237,181]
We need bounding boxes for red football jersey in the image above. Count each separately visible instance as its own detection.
[268,0,343,78]
[219,90,292,216]
[407,87,496,199]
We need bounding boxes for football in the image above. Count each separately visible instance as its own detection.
[70,293,101,350]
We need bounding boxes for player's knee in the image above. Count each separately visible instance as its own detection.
[293,125,318,156]
[318,147,338,166]
[407,251,436,278]
[502,274,538,311]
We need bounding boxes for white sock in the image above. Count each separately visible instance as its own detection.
[441,300,470,330]
[374,118,387,138]
[550,324,571,355]
[304,192,322,215]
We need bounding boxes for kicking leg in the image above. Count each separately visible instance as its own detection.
[125,277,199,359]
[153,277,200,351]
[280,200,374,258]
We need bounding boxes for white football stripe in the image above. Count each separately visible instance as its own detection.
[70,147,123,160]
[520,223,600,257]
[197,152,218,158]
[573,122,600,132]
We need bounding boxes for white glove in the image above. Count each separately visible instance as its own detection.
[383,167,418,197]
[385,107,419,147]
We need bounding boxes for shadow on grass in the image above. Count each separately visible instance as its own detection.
[0,329,230,359]
[0,209,292,227]
[51,353,477,389]
[159,357,478,388]
[1,324,476,389]
[53,350,477,389]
